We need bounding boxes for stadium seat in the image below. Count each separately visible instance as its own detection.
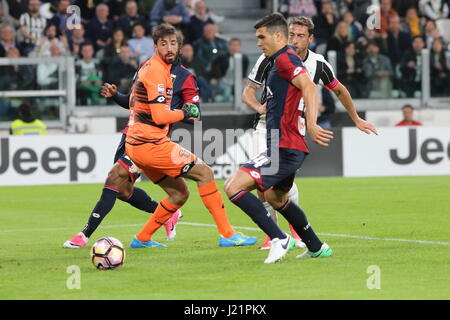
[436,19,450,44]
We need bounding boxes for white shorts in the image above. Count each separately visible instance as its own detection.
[251,119,267,158]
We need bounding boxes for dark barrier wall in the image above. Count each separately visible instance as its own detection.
[119,114,343,179]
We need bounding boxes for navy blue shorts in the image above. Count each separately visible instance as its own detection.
[240,148,306,192]
[114,134,141,183]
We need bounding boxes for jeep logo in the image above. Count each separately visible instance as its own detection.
[0,138,96,181]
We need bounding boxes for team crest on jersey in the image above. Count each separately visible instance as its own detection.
[158,84,164,95]
[293,66,302,76]
[171,74,177,82]
[179,149,191,158]
[166,88,173,99]
[250,170,261,179]
[192,95,199,102]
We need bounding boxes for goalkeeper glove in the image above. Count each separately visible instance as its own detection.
[181,103,200,120]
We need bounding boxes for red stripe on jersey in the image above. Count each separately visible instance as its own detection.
[279,85,309,153]
[325,78,340,90]
[181,73,200,104]
[121,126,128,135]
[276,50,307,83]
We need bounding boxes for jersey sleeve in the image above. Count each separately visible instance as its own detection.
[180,73,200,106]
[140,70,184,125]
[276,52,307,83]
[248,53,271,85]
[319,59,340,90]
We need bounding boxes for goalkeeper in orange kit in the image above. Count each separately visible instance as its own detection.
[126,23,257,248]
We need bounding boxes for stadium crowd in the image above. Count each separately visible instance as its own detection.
[1,0,450,106]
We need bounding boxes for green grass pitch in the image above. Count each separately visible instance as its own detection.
[0,176,449,300]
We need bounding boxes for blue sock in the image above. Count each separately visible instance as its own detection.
[125,187,158,213]
[276,200,322,252]
[229,191,286,240]
[82,186,118,238]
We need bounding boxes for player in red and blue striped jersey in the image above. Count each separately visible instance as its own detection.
[224,13,335,264]
[63,52,200,249]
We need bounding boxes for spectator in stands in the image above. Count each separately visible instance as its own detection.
[37,43,61,89]
[103,45,138,92]
[86,3,114,52]
[180,42,212,101]
[419,0,449,20]
[379,0,399,36]
[76,42,103,105]
[0,47,35,90]
[279,0,318,18]
[423,19,443,49]
[3,0,26,25]
[336,0,371,23]
[342,11,363,42]
[10,102,47,135]
[103,27,127,59]
[326,21,350,55]
[208,37,249,103]
[128,23,154,64]
[0,1,13,26]
[117,0,146,39]
[183,0,195,16]
[76,0,101,22]
[392,0,418,17]
[49,0,71,34]
[193,23,228,79]
[149,0,190,31]
[337,41,365,98]
[403,7,423,37]
[185,0,214,44]
[430,38,450,96]
[400,36,425,97]
[0,23,23,57]
[312,0,337,52]
[357,26,389,54]
[387,16,412,68]
[18,0,47,56]
[363,40,393,98]
[317,85,336,130]
[33,23,69,57]
[395,104,422,126]
[67,24,89,58]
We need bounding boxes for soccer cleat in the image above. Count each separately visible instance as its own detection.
[219,232,257,247]
[63,232,88,248]
[259,235,272,250]
[164,209,182,241]
[264,234,295,264]
[296,243,333,258]
[130,237,167,248]
[295,239,306,248]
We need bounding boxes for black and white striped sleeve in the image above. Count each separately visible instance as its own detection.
[316,59,340,90]
[247,54,271,85]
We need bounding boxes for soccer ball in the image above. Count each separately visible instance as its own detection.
[90,237,125,270]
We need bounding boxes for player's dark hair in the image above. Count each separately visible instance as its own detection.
[402,104,414,110]
[254,13,288,38]
[152,23,177,45]
[288,16,314,36]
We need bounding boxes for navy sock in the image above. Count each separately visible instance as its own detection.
[124,187,158,213]
[276,200,322,252]
[82,186,118,238]
[229,191,286,240]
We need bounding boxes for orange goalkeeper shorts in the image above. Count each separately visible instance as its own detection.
[125,140,197,183]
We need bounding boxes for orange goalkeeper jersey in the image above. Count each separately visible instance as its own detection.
[126,53,184,144]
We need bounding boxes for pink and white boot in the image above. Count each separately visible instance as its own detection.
[63,232,88,248]
[164,210,182,241]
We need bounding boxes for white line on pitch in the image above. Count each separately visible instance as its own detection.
[0,221,448,246]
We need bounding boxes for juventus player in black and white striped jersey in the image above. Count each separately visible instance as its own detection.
[243,16,378,250]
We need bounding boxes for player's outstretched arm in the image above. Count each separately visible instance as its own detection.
[100,83,130,109]
[292,73,334,147]
[242,81,266,114]
[331,82,378,135]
